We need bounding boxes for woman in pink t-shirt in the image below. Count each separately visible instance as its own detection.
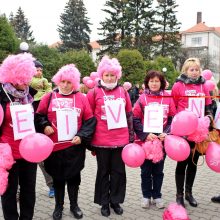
[171,58,212,208]
[133,70,176,209]
[0,53,37,220]
[35,64,96,220]
[87,56,134,217]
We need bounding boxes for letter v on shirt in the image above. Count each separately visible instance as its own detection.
[104,99,127,130]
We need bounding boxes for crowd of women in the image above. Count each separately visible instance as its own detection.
[0,52,219,220]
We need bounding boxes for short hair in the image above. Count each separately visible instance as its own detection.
[181,57,201,75]
[144,70,166,90]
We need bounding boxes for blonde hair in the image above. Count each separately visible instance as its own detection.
[181,57,201,75]
[79,83,89,94]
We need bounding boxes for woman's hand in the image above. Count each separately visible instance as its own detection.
[71,136,81,145]
[44,126,54,136]
[146,133,158,141]
[158,133,167,141]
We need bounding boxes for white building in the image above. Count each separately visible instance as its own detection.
[181,12,220,81]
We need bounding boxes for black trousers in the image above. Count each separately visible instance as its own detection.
[175,145,200,195]
[1,159,37,220]
[94,147,126,206]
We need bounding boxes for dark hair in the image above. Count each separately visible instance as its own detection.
[144,70,166,90]
[34,60,43,68]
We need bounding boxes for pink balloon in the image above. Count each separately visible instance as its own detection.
[202,69,212,80]
[171,111,198,136]
[19,133,54,163]
[85,79,95,89]
[164,135,190,161]
[122,143,145,168]
[82,76,90,84]
[204,80,215,91]
[205,142,220,173]
[0,104,4,126]
[90,72,99,80]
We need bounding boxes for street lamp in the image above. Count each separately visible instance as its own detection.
[19,42,29,53]
[162,67,167,74]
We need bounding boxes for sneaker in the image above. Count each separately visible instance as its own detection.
[48,188,55,198]
[152,198,165,209]
[141,198,151,208]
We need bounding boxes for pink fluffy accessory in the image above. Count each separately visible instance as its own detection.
[187,116,210,143]
[142,138,164,163]
[0,143,15,170]
[52,64,81,90]
[97,56,122,79]
[0,143,15,196]
[163,203,190,220]
[123,82,132,90]
[0,53,36,85]
[0,168,9,195]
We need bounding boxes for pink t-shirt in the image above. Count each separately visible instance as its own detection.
[171,82,212,113]
[133,91,177,128]
[0,103,22,159]
[87,86,132,147]
[37,92,93,151]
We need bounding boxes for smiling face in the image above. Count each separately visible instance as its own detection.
[102,72,117,84]
[148,76,161,92]
[58,80,73,94]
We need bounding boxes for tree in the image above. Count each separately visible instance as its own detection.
[10,7,35,43]
[154,0,181,61]
[98,0,130,55]
[125,0,157,59]
[60,50,96,78]
[58,0,91,51]
[0,15,19,62]
[116,49,145,84]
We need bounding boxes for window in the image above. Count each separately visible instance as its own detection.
[191,37,202,46]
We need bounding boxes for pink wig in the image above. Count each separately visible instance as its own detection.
[97,56,122,79]
[0,53,36,85]
[52,64,81,90]
[123,82,132,90]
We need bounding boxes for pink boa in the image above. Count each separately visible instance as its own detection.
[142,139,164,163]
[0,143,15,170]
[0,168,9,195]
[163,203,190,220]
[187,116,210,143]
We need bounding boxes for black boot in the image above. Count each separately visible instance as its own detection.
[53,187,65,220]
[53,205,63,220]
[175,174,185,207]
[176,194,185,207]
[68,184,83,219]
[185,171,198,207]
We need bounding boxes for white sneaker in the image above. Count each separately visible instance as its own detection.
[152,198,165,209]
[141,198,151,208]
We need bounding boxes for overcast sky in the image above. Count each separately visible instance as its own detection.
[0,0,219,45]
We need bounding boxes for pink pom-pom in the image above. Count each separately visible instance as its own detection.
[0,168,9,195]
[0,143,15,170]
[123,82,132,90]
[187,116,210,143]
[163,203,190,220]
[142,139,164,163]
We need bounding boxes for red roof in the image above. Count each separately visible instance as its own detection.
[182,22,220,35]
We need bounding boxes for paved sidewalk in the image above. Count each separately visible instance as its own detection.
[1,151,220,219]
